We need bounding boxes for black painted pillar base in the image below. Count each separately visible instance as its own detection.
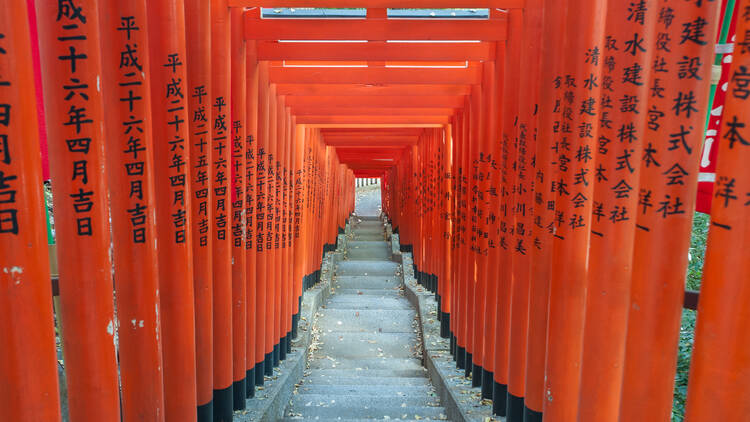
[246,368,255,398]
[279,336,287,361]
[457,346,466,369]
[492,382,508,417]
[213,385,233,422]
[440,313,450,339]
[472,363,482,387]
[450,333,456,357]
[286,331,292,354]
[465,353,473,378]
[197,401,213,422]
[264,352,273,376]
[523,406,543,422]
[233,378,246,410]
[481,369,494,399]
[255,361,265,385]
[436,295,441,320]
[506,393,524,422]
[273,343,280,367]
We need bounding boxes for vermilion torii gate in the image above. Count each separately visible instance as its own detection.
[1,1,749,422]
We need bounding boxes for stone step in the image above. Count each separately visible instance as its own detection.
[284,405,447,420]
[294,384,436,397]
[306,357,423,371]
[336,261,399,276]
[300,368,427,379]
[347,250,391,261]
[301,374,431,387]
[283,419,443,422]
[318,309,414,333]
[325,296,412,310]
[352,234,386,241]
[318,332,418,359]
[289,394,441,410]
[332,276,401,290]
[331,288,401,297]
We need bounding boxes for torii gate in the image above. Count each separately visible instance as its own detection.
[1,1,749,422]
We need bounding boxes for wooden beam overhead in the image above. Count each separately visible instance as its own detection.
[293,107,455,116]
[230,0,524,8]
[321,128,425,135]
[306,123,444,128]
[285,95,464,108]
[276,84,472,97]
[257,41,495,61]
[244,15,507,41]
[295,115,451,124]
[269,66,481,85]
[324,136,419,146]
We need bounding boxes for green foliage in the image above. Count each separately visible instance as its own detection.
[672,212,710,422]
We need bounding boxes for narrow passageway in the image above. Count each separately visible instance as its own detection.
[283,208,450,421]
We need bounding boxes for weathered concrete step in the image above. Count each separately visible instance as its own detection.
[318,309,414,333]
[290,394,441,410]
[352,224,385,230]
[332,288,401,297]
[335,261,399,276]
[325,296,412,310]
[300,368,427,379]
[348,240,389,247]
[346,250,391,261]
[352,234,386,241]
[307,357,423,371]
[333,276,400,290]
[301,375,431,386]
[283,419,446,422]
[294,384,436,396]
[318,332,417,358]
[285,405,447,420]
[346,242,391,260]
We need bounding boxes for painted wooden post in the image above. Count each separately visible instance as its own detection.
[99,2,165,420]
[684,4,750,417]
[492,8,521,416]
[209,0,234,418]
[245,39,259,398]
[35,1,121,419]
[542,0,605,419]
[230,6,247,411]
[576,1,655,420]
[619,1,719,420]
[0,3,61,420]
[184,0,214,418]
[523,0,564,420]
[145,0,199,419]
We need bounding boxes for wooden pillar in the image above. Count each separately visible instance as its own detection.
[619,1,720,419]
[576,1,656,420]
[244,39,259,398]
[229,6,246,411]
[492,8,522,416]
[543,0,605,419]
[0,3,61,420]
[684,4,750,417]
[209,0,234,417]
[523,0,564,420]
[146,0,199,419]
[184,0,213,418]
[35,0,121,419]
[99,2,165,420]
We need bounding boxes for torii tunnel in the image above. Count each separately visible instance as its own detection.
[1,0,749,421]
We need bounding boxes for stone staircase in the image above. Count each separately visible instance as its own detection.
[282,216,450,421]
